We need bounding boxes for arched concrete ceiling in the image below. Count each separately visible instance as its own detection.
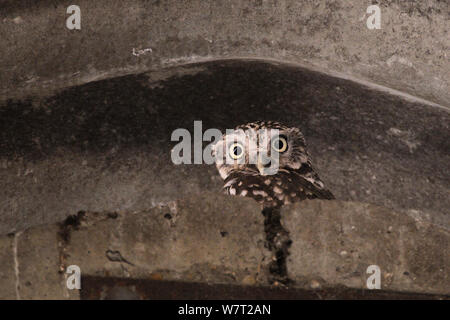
[0,0,448,107]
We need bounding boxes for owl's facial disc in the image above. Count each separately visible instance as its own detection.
[254,132,290,176]
[278,129,310,170]
[213,124,311,179]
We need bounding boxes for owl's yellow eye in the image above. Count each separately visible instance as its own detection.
[272,136,288,153]
[229,143,244,160]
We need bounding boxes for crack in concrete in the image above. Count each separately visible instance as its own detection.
[105,250,135,266]
[261,207,292,285]
[13,231,22,300]
[57,211,86,274]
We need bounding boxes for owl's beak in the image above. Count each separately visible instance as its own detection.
[257,154,280,176]
[256,159,269,176]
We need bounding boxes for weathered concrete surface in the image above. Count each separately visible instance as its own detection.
[0,194,270,299]
[0,234,16,299]
[0,226,72,300]
[0,196,448,299]
[62,194,270,286]
[283,200,449,295]
[0,0,448,106]
[0,60,448,235]
[1,0,448,301]
[15,224,69,299]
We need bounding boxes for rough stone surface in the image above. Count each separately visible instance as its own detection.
[0,0,448,300]
[0,0,448,106]
[0,234,16,299]
[15,224,69,299]
[0,225,76,300]
[63,193,270,286]
[0,197,448,299]
[0,60,448,235]
[282,200,449,295]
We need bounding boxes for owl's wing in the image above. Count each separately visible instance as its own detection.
[223,170,334,208]
[291,172,335,200]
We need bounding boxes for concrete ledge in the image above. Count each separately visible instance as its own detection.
[283,200,449,295]
[0,195,448,299]
[62,194,270,286]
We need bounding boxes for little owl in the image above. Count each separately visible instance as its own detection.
[213,121,334,208]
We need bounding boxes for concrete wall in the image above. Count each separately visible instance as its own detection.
[1,0,448,106]
[0,0,448,299]
[0,195,448,299]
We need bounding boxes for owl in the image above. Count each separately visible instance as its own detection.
[213,121,334,208]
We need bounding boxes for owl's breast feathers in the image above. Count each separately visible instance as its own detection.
[223,169,334,208]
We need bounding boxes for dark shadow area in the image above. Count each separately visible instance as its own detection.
[81,276,450,300]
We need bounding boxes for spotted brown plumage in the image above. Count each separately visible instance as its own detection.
[213,121,334,208]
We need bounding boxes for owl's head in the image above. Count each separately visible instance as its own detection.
[212,121,311,180]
